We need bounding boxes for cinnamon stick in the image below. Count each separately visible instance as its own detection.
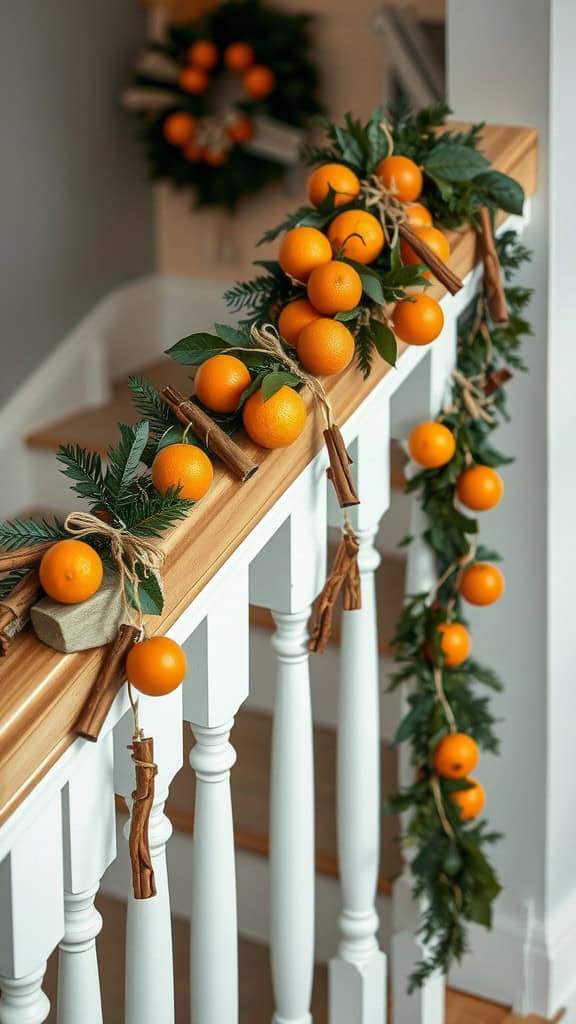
[398,222,463,295]
[309,524,361,654]
[0,569,42,634]
[161,386,259,482]
[477,206,509,323]
[129,736,157,900]
[0,542,55,573]
[483,368,513,396]
[76,624,140,741]
[323,425,360,507]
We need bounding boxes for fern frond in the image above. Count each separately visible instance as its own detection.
[224,274,279,315]
[0,517,66,551]
[57,444,107,507]
[121,486,193,538]
[128,377,176,438]
[105,422,150,510]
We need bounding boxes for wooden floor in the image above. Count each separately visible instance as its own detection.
[42,895,513,1024]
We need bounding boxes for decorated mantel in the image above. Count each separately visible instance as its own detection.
[0,87,538,1024]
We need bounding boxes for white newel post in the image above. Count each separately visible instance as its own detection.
[114,681,184,1024]
[183,567,250,1024]
[0,796,64,1024]
[57,733,116,1024]
[328,404,390,1024]
[250,470,327,1024]
[390,309,460,1024]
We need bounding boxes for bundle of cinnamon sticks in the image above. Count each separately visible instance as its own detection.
[0,543,52,655]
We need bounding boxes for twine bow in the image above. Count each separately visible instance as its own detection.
[64,511,165,627]
[247,323,335,429]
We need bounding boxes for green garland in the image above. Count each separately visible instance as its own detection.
[387,232,532,987]
[225,100,525,375]
[126,0,323,209]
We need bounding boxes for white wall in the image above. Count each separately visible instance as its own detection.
[0,2,155,407]
[448,1,576,1015]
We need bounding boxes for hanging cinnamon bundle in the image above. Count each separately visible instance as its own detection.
[161,386,259,482]
[0,569,42,655]
[75,624,141,741]
[477,206,509,323]
[128,734,158,900]
[309,518,361,653]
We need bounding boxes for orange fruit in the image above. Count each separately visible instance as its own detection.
[278,298,321,348]
[408,422,456,468]
[40,540,103,605]
[152,443,213,500]
[126,636,187,697]
[224,41,255,71]
[306,260,362,315]
[327,210,385,264]
[459,563,504,606]
[204,148,229,167]
[163,112,196,146]
[436,622,472,667]
[228,117,254,143]
[243,65,276,99]
[180,66,209,94]
[452,778,486,820]
[183,140,206,162]
[393,294,444,346]
[433,733,479,779]
[401,225,450,269]
[278,227,332,282]
[307,164,361,208]
[188,40,219,70]
[456,466,504,511]
[406,203,433,228]
[195,353,251,413]
[297,318,355,376]
[242,385,306,449]
[376,155,423,202]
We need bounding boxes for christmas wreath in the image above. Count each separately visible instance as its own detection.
[123,0,322,208]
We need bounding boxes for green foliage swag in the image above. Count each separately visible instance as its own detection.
[225,100,525,377]
[387,232,532,987]
[127,0,322,209]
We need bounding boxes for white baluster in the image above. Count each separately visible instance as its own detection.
[58,733,116,1024]
[114,682,183,1024]
[251,471,327,1024]
[183,567,249,1024]
[328,414,389,1024]
[0,796,64,1024]
[270,607,315,1024]
[390,310,460,1024]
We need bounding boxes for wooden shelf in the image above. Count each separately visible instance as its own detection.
[0,123,537,829]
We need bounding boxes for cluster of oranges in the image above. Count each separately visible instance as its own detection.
[163,40,275,166]
[433,731,485,821]
[274,156,450,378]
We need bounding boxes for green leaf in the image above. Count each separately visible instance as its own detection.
[214,323,249,346]
[473,170,525,215]
[370,319,397,367]
[424,142,489,182]
[125,568,164,616]
[366,107,390,171]
[334,125,365,170]
[105,422,149,510]
[166,333,228,366]
[360,272,385,304]
[261,371,300,401]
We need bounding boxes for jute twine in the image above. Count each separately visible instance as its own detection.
[248,323,335,429]
[64,510,165,744]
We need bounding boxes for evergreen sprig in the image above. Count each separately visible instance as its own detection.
[0,517,66,551]
[387,233,532,986]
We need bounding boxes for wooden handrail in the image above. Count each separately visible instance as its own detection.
[0,123,537,829]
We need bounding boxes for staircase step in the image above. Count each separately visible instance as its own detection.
[145,709,402,895]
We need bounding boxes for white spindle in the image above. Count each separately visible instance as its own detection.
[114,683,184,1024]
[183,567,249,1024]
[390,311,460,1023]
[328,415,389,1024]
[57,733,116,1024]
[270,607,315,1024]
[251,472,327,1024]
[0,796,64,1024]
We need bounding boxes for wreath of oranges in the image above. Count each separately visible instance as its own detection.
[127,0,322,208]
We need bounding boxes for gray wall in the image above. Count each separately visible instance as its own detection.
[0,2,155,406]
